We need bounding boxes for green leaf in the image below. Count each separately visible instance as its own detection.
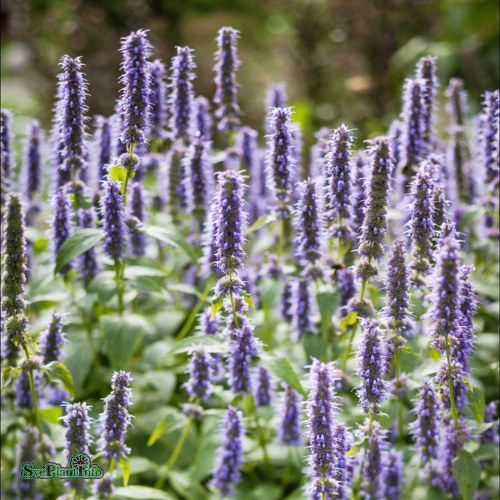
[346,445,359,458]
[260,353,306,397]
[120,457,130,487]
[65,336,94,393]
[147,414,171,447]
[462,376,474,392]
[108,165,135,190]
[301,331,326,360]
[316,290,339,333]
[428,346,441,362]
[468,387,485,423]
[169,335,228,356]
[112,486,175,500]
[452,449,480,500]
[399,345,419,357]
[2,366,21,386]
[166,283,202,298]
[55,229,104,274]
[246,214,277,235]
[211,296,223,320]
[339,311,358,330]
[102,315,150,369]
[143,225,200,262]
[39,406,63,424]
[241,290,256,311]
[42,361,75,397]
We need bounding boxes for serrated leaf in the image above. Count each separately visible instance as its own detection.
[169,335,228,356]
[120,457,130,487]
[260,353,306,396]
[112,486,175,500]
[42,361,75,397]
[55,229,104,274]
[241,290,256,311]
[143,225,200,262]
[246,214,277,235]
[452,449,480,500]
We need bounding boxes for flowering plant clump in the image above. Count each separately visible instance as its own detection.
[0,24,498,500]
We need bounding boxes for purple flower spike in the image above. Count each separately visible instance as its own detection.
[356,319,389,414]
[481,401,499,445]
[306,359,339,500]
[295,178,323,271]
[211,406,244,498]
[266,83,288,111]
[129,182,146,256]
[254,367,273,407]
[399,78,427,187]
[214,169,247,275]
[148,59,168,141]
[119,29,152,147]
[14,427,39,500]
[16,358,42,409]
[324,124,355,241]
[214,27,241,132]
[101,179,127,260]
[352,151,368,230]
[52,189,73,273]
[408,165,434,284]
[361,420,386,500]
[415,56,438,148]
[78,208,100,284]
[1,109,14,180]
[431,184,448,254]
[480,90,499,199]
[97,371,133,461]
[266,107,296,218]
[292,278,314,341]
[169,46,196,142]
[193,96,212,139]
[93,473,115,497]
[310,127,330,179]
[411,382,439,467]
[62,401,92,491]
[383,450,404,500]
[40,311,66,364]
[278,385,302,446]
[357,136,393,261]
[58,55,88,176]
[95,116,113,182]
[185,348,213,402]
[22,120,43,201]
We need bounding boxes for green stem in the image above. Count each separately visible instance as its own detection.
[176,280,212,341]
[392,328,405,442]
[122,143,135,205]
[244,393,271,475]
[21,342,42,435]
[354,410,374,495]
[114,259,124,315]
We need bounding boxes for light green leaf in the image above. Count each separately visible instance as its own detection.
[452,449,480,500]
[112,486,175,500]
[468,387,485,423]
[55,229,104,274]
[120,457,130,487]
[339,311,358,330]
[65,336,94,393]
[246,214,277,235]
[42,361,75,397]
[39,406,63,424]
[147,414,171,447]
[108,165,135,190]
[241,290,256,311]
[346,445,359,458]
[316,290,339,334]
[211,296,223,320]
[169,335,228,356]
[2,366,21,386]
[260,353,306,397]
[143,225,200,262]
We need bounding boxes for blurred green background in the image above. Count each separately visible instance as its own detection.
[1,0,499,142]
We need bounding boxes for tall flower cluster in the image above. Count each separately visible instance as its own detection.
[480,90,499,208]
[14,427,40,500]
[58,55,88,177]
[119,29,152,147]
[211,406,244,498]
[352,151,368,229]
[279,385,302,446]
[101,179,127,260]
[266,107,296,218]
[22,120,43,201]
[128,182,146,256]
[383,450,404,500]
[1,109,13,180]
[356,319,388,414]
[254,367,273,407]
[78,208,100,284]
[324,124,354,242]
[415,56,438,148]
[292,278,314,341]
[193,96,212,139]
[40,311,66,364]
[97,371,133,460]
[169,46,196,142]
[148,59,168,141]
[94,116,113,182]
[185,348,213,402]
[52,189,73,273]
[306,360,340,499]
[408,165,434,285]
[361,420,386,500]
[166,143,187,223]
[214,27,241,132]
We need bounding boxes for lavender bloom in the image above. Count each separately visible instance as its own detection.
[1,109,14,180]
[356,319,388,414]
[40,311,66,364]
[415,56,438,148]
[385,240,412,337]
[266,83,288,110]
[119,30,152,147]
[98,371,133,460]
[198,308,223,380]
[200,200,220,276]
[279,385,302,446]
[101,179,127,260]
[14,427,39,500]
[292,279,314,341]
[15,358,42,409]
[211,406,245,497]
[129,182,146,256]
[52,189,72,273]
[324,125,355,241]
[214,27,241,132]
[431,184,448,255]
[309,127,330,179]
[481,401,499,445]
[193,96,212,139]
[93,473,115,497]
[480,90,499,193]
[58,55,88,176]
[352,151,368,230]
[338,268,357,308]
[388,119,402,174]
[95,116,113,182]
[148,59,168,141]
[281,278,293,322]
[408,166,434,284]
[228,315,261,394]
[399,78,427,187]
[357,137,393,261]
[184,138,213,232]
[185,348,213,402]
[295,178,323,270]
[62,401,92,491]
[214,169,247,275]
[383,450,404,500]
[331,422,349,499]
[306,360,339,499]
[254,367,273,407]
[169,46,196,142]
[266,107,296,218]
[166,142,187,223]
[78,208,99,284]
[22,120,43,201]
[361,420,386,500]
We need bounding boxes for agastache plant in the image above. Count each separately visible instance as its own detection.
[383,450,404,499]
[279,385,302,446]
[78,208,100,284]
[94,115,113,182]
[14,427,40,500]
[360,420,386,500]
[22,120,43,202]
[254,366,273,407]
[40,311,66,364]
[214,27,241,132]
[148,59,168,141]
[415,56,438,148]
[128,181,146,256]
[185,348,213,402]
[193,95,212,139]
